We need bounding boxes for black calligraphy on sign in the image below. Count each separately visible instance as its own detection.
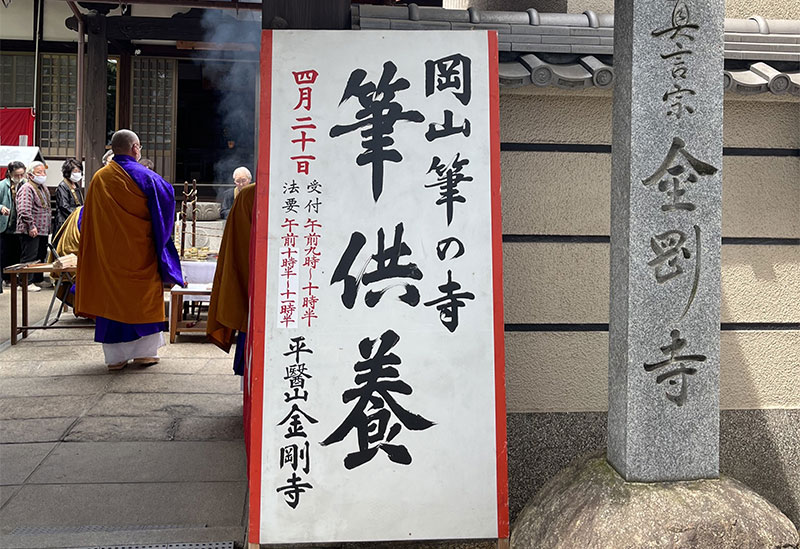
[642,137,718,212]
[277,336,315,508]
[426,153,472,226]
[276,473,313,510]
[643,329,707,406]
[651,0,700,119]
[436,236,465,261]
[329,62,425,202]
[423,270,475,333]
[331,222,423,309]
[425,54,472,106]
[320,329,435,469]
[425,110,471,142]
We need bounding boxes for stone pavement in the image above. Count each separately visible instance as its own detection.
[0,317,247,549]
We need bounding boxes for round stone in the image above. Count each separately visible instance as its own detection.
[511,455,799,549]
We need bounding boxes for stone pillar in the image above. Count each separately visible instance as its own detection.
[84,12,107,183]
[608,0,724,481]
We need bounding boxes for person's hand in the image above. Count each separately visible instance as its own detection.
[0,206,8,216]
[29,227,38,238]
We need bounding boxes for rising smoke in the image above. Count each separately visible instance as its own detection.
[198,9,261,198]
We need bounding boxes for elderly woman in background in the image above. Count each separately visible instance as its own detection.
[1,161,25,289]
[54,158,84,236]
[16,161,52,291]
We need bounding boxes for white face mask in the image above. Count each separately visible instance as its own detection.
[69,172,82,183]
[11,177,23,184]
[32,175,47,185]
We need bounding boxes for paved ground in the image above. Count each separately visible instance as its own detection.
[0,315,247,549]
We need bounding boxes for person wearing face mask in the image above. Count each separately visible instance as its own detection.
[15,161,51,290]
[1,161,25,288]
[54,158,85,237]
[76,129,184,371]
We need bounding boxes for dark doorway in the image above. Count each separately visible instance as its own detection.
[175,59,256,201]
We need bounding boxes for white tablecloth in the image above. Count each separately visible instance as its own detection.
[180,260,217,302]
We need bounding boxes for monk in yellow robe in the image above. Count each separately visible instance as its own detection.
[47,205,82,307]
[207,182,255,375]
[76,129,184,370]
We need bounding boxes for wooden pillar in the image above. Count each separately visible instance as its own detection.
[84,12,108,183]
[118,49,132,130]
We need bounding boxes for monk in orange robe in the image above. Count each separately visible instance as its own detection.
[76,129,184,370]
[207,182,255,375]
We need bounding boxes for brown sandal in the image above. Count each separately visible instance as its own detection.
[107,360,128,371]
[131,357,160,367]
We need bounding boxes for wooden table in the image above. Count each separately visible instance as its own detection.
[169,283,213,343]
[5,263,92,345]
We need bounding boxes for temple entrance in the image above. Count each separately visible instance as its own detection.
[175,59,257,201]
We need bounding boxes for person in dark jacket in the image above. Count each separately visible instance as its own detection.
[1,161,25,288]
[54,158,84,236]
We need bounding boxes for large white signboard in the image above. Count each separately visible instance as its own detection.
[248,29,505,545]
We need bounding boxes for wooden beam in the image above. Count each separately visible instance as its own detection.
[67,14,260,43]
[262,0,350,30]
[69,0,262,10]
[84,12,108,182]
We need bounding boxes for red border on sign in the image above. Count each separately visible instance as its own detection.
[247,28,273,546]
[488,30,509,539]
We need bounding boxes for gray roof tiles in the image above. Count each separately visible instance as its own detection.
[353,4,800,96]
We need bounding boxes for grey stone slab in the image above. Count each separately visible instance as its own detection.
[0,443,56,485]
[174,416,244,441]
[0,375,109,398]
[0,342,104,363]
[0,481,246,528]
[0,395,93,420]
[608,0,724,482]
[0,418,74,443]
[87,392,242,418]
[108,373,241,394]
[195,357,238,375]
[123,357,212,375]
[159,342,228,359]
[63,416,176,442]
[27,441,245,484]
[19,326,95,343]
[0,360,111,378]
[0,526,246,549]
[0,485,21,509]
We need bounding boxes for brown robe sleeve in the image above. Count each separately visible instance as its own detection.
[206,184,256,352]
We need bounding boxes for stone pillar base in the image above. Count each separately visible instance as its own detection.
[511,455,799,549]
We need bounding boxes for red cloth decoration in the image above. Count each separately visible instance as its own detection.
[0,108,35,147]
